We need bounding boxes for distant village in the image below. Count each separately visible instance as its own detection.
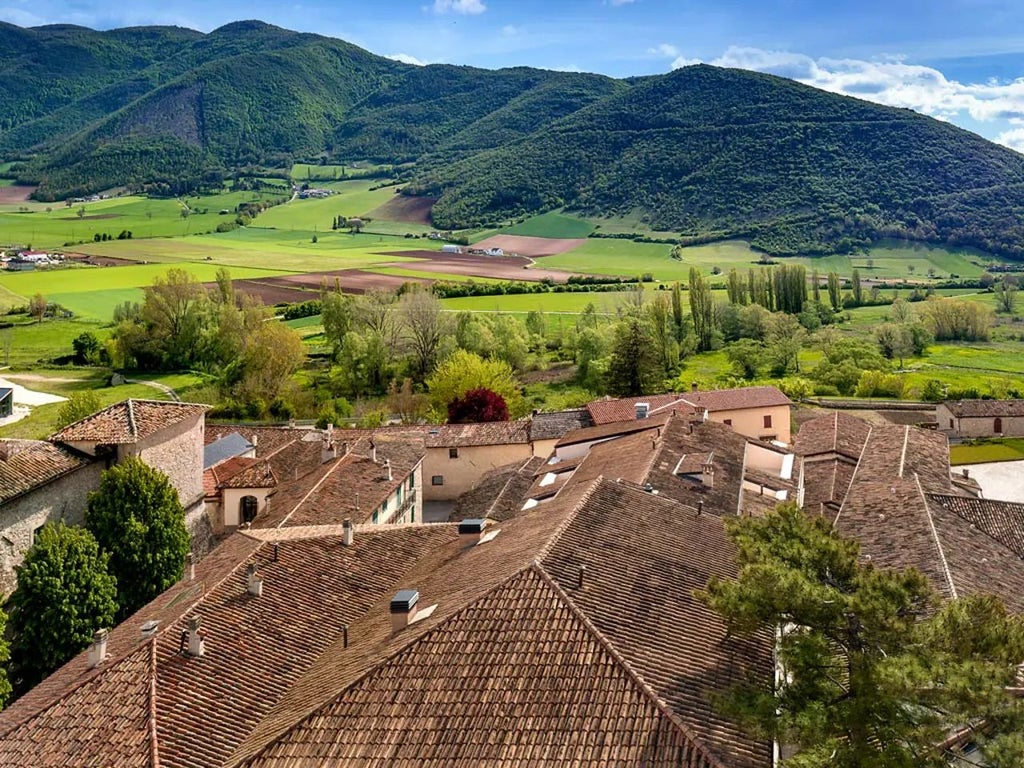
[0,385,1022,764]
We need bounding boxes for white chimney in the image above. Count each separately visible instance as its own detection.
[390,589,420,633]
[701,461,715,488]
[185,552,195,581]
[322,440,338,464]
[384,459,392,482]
[251,433,258,448]
[343,518,354,547]
[458,518,486,546]
[246,564,263,597]
[186,616,205,657]
[635,402,650,420]
[88,629,108,668]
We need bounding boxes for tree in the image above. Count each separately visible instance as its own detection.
[86,458,190,618]
[826,272,842,312]
[56,391,101,429]
[28,293,46,323]
[224,320,306,411]
[321,290,354,358]
[850,268,863,306]
[8,523,117,694]
[765,313,805,376]
[447,387,510,423]
[689,267,716,351]
[671,282,685,342]
[138,268,211,368]
[700,504,1024,768]
[726,338,765,379]
[348,217,364,233]
[605,313,662,396]
[400,288,451,381]
[426,350,525,418]
[386,378,429,424]
[71,331,100,364]
[994,279,1018,314]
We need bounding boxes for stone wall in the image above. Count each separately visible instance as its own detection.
[121,413,205,510]
[0,462,104,595]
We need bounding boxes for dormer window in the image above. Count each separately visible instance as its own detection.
[240,495,258,525]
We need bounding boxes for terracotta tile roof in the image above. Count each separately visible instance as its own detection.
[925,494,1024,559]
[799,457,857,515]
[0,526,459,768]
[50,399,208,445]
[215,457,277,489]
[205,425,307,458]
[586,387,789,425]
[792,411,872,460]
[237,567,715,768]
[528,407,594,440]
[0,439,93,503]
[450,456,546,522]
[555,413,668,448]
[256,437,424,528]
[942,399,1024,418]
[423,420,531,447]
[0,641,156,767]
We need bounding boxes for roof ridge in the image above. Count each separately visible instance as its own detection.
[915,473,958,600]
[833,423,873,526]
[148,637,160,768]
[530,561,728,768]
[224,563,540,768]
[126,400,137,438]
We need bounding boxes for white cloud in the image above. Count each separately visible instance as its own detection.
[608,0,637,5]
[502,24,520,36]
[388,52,428,66]
[670,46,1024,150]
[648,43,678,58]
[432,0,486,15]
[0,7,46,26]
[671,55,702,69]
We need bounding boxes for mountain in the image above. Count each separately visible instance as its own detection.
[5,21,1024,257]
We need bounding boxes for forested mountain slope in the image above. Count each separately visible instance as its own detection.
[5,21,1024,256]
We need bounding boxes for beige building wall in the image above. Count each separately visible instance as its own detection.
[710,404,791,444]
[0,462,104,595]
[532,438,558,459]
[221,487,273,528]
[369,461,424,524]
[120,413,206,510]
[422,444,533,501]
[937,404,1024,438]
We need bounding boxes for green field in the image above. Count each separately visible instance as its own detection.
[290,163,391,181]
[0,191,288,249]
[950,439,1024,465]
[542,239,758,281]
[442,291,644,313]
[254,181,396,230]
[503,212,594,239]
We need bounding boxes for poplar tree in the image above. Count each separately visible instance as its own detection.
[688,267,715,352]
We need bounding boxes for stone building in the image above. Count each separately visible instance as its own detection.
[937,399,1024,438]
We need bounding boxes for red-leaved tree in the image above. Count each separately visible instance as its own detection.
[447,388,509,423]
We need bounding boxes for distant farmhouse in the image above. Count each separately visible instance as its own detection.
[0,388,12,419]
[938,398,1024,438]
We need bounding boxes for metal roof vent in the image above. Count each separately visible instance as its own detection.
[458,518,487,546]
[635,402,650,420]
[140,620,161,637]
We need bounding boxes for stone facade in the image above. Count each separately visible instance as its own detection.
[0,462,104,595]
[937,403,1024,438]
[118,413,206,510]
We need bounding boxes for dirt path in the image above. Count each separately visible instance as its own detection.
[125,378,181,402]
[6,373,181,402]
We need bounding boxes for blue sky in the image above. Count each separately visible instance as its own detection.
[5,0,1024,150]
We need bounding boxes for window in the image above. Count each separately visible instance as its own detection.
[372,510,379,524]
[949,418,954,428]
[31,526,44,546]
[449,448,459,459]
[408,472,415,490]
[240,495,258,525]
[431,475,444,486]
[723,419,732,426]
[763,414,773,429]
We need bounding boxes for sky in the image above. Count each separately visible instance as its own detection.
[5,0,1024,150]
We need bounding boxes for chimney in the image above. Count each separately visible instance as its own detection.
[697,499,704,515]
[321,440,338,464]
[701,461,714,488]
[251,433,258,448]
[185,552,195,581]
[384,459,392,482]
[458,518,486,546]
[390,589,420,633]
[635,402,650,420]
[186,616,205,657]
[88,629,109,668]
[246,564,263,597]
[691,381,698,392]
[370,440,377,463]
[288,418,296,429]
[962,468,970,479]
[343,518,354,547]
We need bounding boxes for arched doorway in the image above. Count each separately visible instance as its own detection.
[994,417,1003,434]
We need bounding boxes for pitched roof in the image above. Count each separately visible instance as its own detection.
[586,387,789,425]
[450,456,546,522]
[555,413,668,448]
[50,399,208,445]
[0,387,12,401]
[529,408,594,440]
[793,411,872,460]
[0,439,93,504]
[942,399,1024,418]
[925,494,1024,559]
[423,420,531,447]
[205,456,277,494]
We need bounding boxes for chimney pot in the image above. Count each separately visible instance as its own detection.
[458,518,486,546]
[343,518,354,547]
[246,564,263,597]
[635,402,650,420]
[962,468,970,478]
[251,433,258,448]
[390,589,420,633]
[288,418,296,429]
[691,381,698,392]
[273,543,279,561]
[577,565,587,589]
[697,499,704,515]
[384,458,392,482]
[343,624,349,649]
[370,440,377,463]
[88,629,109,668]
[186,552,195,581]
[186,616,205,657]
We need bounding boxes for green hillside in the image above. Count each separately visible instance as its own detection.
[6,22,1024,258]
